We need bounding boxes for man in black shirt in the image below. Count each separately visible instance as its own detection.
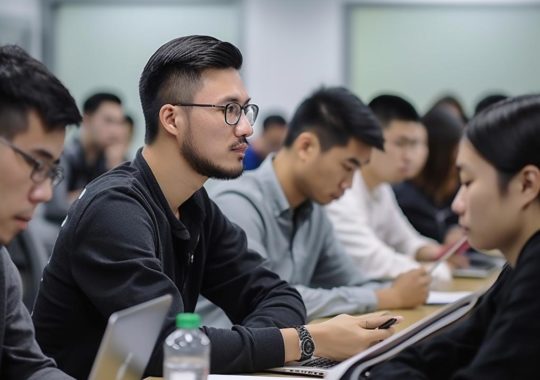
[33,35,396,379]
[0,45,81,379]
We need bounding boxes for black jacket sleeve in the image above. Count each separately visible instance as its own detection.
[201,199,306,372]
[68,190,305,376]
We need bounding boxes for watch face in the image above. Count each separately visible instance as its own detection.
[302,338,315,356]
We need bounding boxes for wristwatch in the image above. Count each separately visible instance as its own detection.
[294,325,315,361]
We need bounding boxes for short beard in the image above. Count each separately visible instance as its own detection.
[181,125,244,180]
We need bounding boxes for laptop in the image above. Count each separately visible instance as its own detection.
[453,250,505,278]
[267,289,486,378]
[266,356,341,377]
[88,294,173,380]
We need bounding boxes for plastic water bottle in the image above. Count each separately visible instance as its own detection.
[164,313,210,380]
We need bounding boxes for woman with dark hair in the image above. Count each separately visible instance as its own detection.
[431,94,468,124]
[394,106,464,244]
[370,94,540,379]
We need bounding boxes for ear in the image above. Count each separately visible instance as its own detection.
[158,104,183,138]
[293,131,320,162]
[82,112,92,127]
[517,165,540,208]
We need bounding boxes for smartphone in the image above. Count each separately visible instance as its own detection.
[377,317,397,330]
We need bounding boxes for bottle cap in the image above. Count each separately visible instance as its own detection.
[176,313,201,329]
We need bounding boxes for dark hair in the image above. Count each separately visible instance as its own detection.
[139,35,243,144]
[474,94,508,116]
[82,92,122,114]
[431,94,468,123]
[0,45,81,139]
[413,106,463,200]
[283,87,384,151]
[262,114,287,132]
[368,94,420,128]
[467,94,540,195]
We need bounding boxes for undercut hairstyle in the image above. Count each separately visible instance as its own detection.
[139,35,243,144]
[467,94,540,196]
[368,94,420,129]
[262,114,287,132]
[283,87,384,152]
[83,92,122,115]
[413,106,463,198]
[0,45,81,139]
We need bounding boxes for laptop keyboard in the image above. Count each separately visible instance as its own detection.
[300,357,340,368]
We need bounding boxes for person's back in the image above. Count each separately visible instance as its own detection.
[0,44,81,379]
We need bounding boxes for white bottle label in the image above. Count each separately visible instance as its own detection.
[171,372,197,380]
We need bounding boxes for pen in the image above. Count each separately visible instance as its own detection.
[429,236,469,274]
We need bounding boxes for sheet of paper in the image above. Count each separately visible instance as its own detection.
[426,291,472,305]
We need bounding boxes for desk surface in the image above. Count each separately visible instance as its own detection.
[145,271,500,380]
[392,271,499,331]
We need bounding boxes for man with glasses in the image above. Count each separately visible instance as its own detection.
[33,36,397,380]
[326,95,452,284]
[0,44,80,379]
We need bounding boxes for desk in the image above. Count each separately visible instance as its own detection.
[146,272,500,380]
[391,271,499,331]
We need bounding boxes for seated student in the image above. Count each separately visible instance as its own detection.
[198,87,430,326]
[43,92,126,225]
[369,94,540,379]
[0,44,81,379]
[244,114,287,170]
[393,106,465,244]
[32,36,397,380]
[326,95,453,281]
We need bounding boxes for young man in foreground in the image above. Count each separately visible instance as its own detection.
[32,35,397,379]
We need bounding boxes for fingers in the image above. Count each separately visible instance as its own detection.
[356,315,403,329]
[366,325,394,344]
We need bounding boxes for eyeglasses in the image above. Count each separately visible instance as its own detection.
[174,102,259,126]
[0,137,64,187]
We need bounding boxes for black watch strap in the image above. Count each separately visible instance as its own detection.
[294,325,315,361]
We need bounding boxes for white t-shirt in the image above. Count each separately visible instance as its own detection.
[326,170,451,286]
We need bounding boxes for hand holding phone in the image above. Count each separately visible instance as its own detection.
[377,317,398,330]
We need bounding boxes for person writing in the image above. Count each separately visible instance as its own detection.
[370,94,540,379]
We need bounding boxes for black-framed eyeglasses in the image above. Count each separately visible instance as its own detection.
[0,137,64,187]
[174,102,259,126]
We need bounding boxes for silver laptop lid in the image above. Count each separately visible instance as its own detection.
[88,294,173,380]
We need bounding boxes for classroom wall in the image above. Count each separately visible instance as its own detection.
[0,0,41,57]
[1,0,539,147]
[348,2,540,115]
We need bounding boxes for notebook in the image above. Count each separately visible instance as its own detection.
[88,294,172,380]
[267,289,486,378]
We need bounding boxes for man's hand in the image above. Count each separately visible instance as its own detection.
[376,268,430,309]
[308,314,401,361]
[280,314,402,363]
